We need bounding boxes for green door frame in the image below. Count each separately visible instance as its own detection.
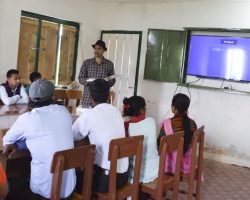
[21,11,80,83]
[101,30,142,96]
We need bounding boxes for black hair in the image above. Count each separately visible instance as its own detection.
[172,93,192,155]
[123,96,146,117]
[6,69,19,78]
[31,99,53,108]
[89,79,110,105]
[30,71,42,83]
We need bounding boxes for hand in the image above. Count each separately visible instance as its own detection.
[3,144,18,158]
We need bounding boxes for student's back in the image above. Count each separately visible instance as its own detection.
[24,104,74,170]
[123,96,159,183]
[3,80,75,199]
[128,117,159,183]
[158,93,197,175]
[74,103,128,172]
[73,79,128,193]
[4,104,75,198]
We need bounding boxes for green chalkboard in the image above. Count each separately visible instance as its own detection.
[144,29,186,82]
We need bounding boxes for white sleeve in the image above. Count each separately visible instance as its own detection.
[3,114,27,145]
[0,86,20,105]
[72,114,90,141]
[16,85,29,104]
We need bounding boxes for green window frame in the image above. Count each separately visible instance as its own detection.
[20,11,80,85]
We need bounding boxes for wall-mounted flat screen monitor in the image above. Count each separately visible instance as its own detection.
[187,34,250,82]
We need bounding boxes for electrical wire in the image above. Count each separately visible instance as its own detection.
[220,80,225,88]
[186,77,202,85]
[173,84,179,96]
[186,78,202,101]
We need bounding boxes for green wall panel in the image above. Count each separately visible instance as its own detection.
[144,29,186,82]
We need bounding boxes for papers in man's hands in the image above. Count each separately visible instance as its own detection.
[86,75,122,83]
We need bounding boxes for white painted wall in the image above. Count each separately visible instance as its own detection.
[1,0,250,167]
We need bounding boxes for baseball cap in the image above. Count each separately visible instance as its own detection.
[29,79,54,102]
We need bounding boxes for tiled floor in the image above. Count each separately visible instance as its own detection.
[166,159,250,200]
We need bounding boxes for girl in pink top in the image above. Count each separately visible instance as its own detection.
[158,93,197,174]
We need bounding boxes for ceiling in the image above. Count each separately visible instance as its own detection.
[94,0,248,2]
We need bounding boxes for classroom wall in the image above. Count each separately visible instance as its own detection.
[94,0,250,167]
[0,2,4,72]
[1,0,250,167]
[0,0,100,83]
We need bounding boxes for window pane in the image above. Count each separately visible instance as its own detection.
[58,25,77,85]
[17,17,38,83]
[38,20,58,82]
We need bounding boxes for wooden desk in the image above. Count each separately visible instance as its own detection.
[0,104,78,129]
[0,104,31,116]
[0,129,31,171]
[0,104,32,129]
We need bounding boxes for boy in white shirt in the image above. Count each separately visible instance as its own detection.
[0,69,29,105]
[73,79,128,193]
[3,79,75,200]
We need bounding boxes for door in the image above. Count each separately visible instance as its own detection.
[101,31,142,109]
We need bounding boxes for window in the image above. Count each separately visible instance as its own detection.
[144,29,186,83]
[17,11,79,86]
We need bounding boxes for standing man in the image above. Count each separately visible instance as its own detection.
[78,40,116,108]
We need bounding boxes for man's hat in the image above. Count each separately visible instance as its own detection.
[29,79,54,102]
[92,40,107,51]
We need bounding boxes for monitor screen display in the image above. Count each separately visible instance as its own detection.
[187,35,250,82]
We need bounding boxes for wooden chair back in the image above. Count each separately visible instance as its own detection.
[94,135,144,200]
[157,132,184,199]
[53,89,67,105]
[50,145,96,200]
[65,90,82,107]
[181,126,205,200]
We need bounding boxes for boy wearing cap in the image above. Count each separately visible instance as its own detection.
[0,69,29,105]
[73,79,128,193]
[78,40,116,108]
[3,79,75,200]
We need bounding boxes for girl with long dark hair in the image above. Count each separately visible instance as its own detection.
[158,93,197,174]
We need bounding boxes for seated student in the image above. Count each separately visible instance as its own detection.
[72,79,128,193]
[123,96,159,183]
[25,71,42,95]
[3,79,75,200]
[0,163,8,198]
[158,93,197,174]
[0,69,29,105]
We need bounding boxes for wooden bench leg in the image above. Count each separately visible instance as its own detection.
[195,177,202,200]
[187,176,195,200]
